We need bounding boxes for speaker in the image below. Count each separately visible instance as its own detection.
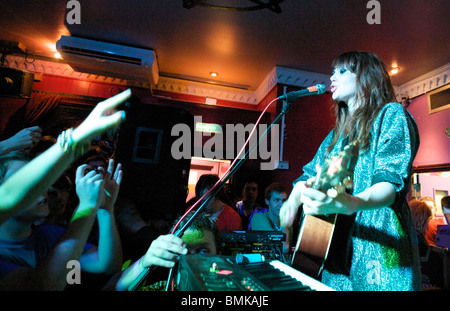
[0,67,34,98]
[115,101,194,222]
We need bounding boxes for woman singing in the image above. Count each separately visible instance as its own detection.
[280,51,422,291]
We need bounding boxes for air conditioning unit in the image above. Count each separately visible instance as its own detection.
[56,35,159,85]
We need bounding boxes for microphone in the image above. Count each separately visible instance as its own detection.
[278,84,326,102]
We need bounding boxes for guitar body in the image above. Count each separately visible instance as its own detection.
[291,140,359,279]
[292,214,337,277]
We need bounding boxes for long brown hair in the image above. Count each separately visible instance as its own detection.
[327,52,397,155]
[409,199,432,239]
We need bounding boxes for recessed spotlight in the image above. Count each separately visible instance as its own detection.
[210,72,218,77]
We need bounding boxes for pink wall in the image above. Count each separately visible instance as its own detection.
[407,93,450,167]
[418,173,450,203]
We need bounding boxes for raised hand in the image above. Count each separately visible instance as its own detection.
[0,126,42,155]
[101,159,123,212]
[75,164,105,213]
[72,89,131,145]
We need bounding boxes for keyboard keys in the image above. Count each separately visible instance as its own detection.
[241,262,313,291]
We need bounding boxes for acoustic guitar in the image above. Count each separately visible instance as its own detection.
[291,140,359,278]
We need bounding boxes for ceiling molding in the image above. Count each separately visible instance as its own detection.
[153,75,257,104]
[154,66,332,105]
[4,54,331,105]
[6,54,448,106]
[394,63,450,99]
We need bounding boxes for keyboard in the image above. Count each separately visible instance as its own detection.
[176,254,334,291]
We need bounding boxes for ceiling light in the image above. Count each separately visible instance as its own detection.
[54,52,61,59]
[210,72,218,77]
[389,66,400,75]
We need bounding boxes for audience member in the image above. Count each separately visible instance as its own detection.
[26,135,73,227]
[251,182,290,254]
[35,173,74,227]
[0,155,123,290]
[236,179,266,230]
[188,174,242,231]
[412,196,450,289]
[421,196,437,215]
[425,196,450,245]
[409,198,432,254]
[105,212,221,291]
[0,89,131,224]
[251,182,287,231]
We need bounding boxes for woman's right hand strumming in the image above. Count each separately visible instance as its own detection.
[279,176,317,228]
[280,181,306,228]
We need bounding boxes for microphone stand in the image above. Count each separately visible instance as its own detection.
[129,99,295,291]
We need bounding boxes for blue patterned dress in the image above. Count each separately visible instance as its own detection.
[294,102,422,291]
